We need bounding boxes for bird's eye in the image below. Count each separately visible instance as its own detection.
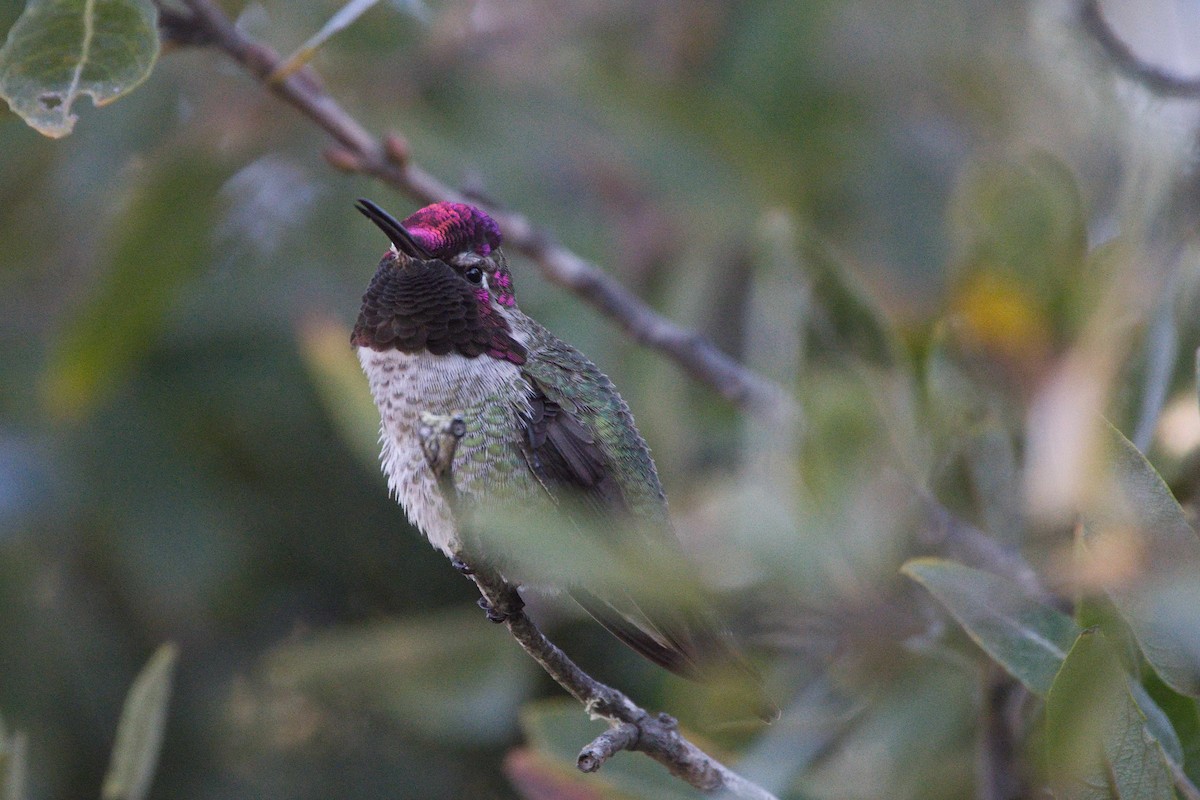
[464,267,484,284]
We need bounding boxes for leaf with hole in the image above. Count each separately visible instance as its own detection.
[0,0,159,137]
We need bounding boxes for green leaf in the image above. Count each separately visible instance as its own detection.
[800,231,899,367]
[270,0,381,82]
[905,560,1190,786]
[948,151,1087,298]
[0,719,28,800]
[1045,630,1173,800]
[261,609,535,744]
[101,642,178,800]
[1129,682,1184,766]
[902,558,1078,696]
[504,746,621,800]
[296,314,381,469]
[1083,422,1200,697]
[0,0,159,138]
[40,159,225,420]
[1143,674,1200,787]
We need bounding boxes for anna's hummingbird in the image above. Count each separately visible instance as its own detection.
[351,198,753,687]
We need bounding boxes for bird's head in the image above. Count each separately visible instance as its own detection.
[352,199,526,363]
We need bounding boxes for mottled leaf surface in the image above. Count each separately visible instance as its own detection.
[1045,631,1173,800]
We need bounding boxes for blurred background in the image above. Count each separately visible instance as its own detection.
[3,0,1200,797]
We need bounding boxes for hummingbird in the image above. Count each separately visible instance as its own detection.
[351,198,756,690]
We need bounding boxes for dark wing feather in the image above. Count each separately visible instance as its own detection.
[518,338,774,717]
[522,392,626,516]
[570,588,712,679]
[518,376,730,682]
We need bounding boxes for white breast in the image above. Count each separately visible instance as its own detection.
[357,347,529,555]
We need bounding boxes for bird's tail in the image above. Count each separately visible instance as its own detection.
[570,587,778,722]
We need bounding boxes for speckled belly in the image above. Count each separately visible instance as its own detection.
[357,347,536,557]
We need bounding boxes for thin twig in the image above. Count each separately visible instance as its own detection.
[168,0,792,419]
[471,567,778,796]
[418,413,778,800]
[976,665,1026,800]
[1078,0,1200,97]
[578,722,640,773]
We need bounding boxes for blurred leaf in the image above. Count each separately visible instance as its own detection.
[0,0,159,138]
[1143,674,1200,787]
[949,151,1086,299]
[40,159,225,420]
[745,209,806,397]
[924,329,1024,540]
[261,608,534,744]
[0,718,28,800]
[271,0,381,82]
[902,558,1078,696]
[296,313,380,467]
[801,232,899,367]
[801,657,975,800]
[722,675,859,793]
[1082,422,1200,697]
[1129,682,1184,766]
[1045,630,1173,800]
[962,423,1022,543]
[504,748,620,800]
[101,642,178,800]
[520,700,707,800]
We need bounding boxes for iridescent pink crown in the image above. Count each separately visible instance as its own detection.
[402,202,502,259]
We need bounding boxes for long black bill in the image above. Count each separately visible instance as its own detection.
[355,198,434,259]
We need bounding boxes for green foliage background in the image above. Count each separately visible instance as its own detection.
[2,1,1200,799]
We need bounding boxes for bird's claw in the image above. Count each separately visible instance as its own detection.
[478,596,510,623]
[450,555,474,575]
[476,588,524,623]
[418,411,466,479]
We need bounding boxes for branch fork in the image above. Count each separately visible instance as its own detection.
[417,413,778,799]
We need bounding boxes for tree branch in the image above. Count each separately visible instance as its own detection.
[976,665,1027,800]
[1078,0,1200,97]
[418,412,778,800]
[167,0,792,420]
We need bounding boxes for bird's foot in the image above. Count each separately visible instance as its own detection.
[477,588,524,623]
[418,411,466,479]
[450,555,474,576]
